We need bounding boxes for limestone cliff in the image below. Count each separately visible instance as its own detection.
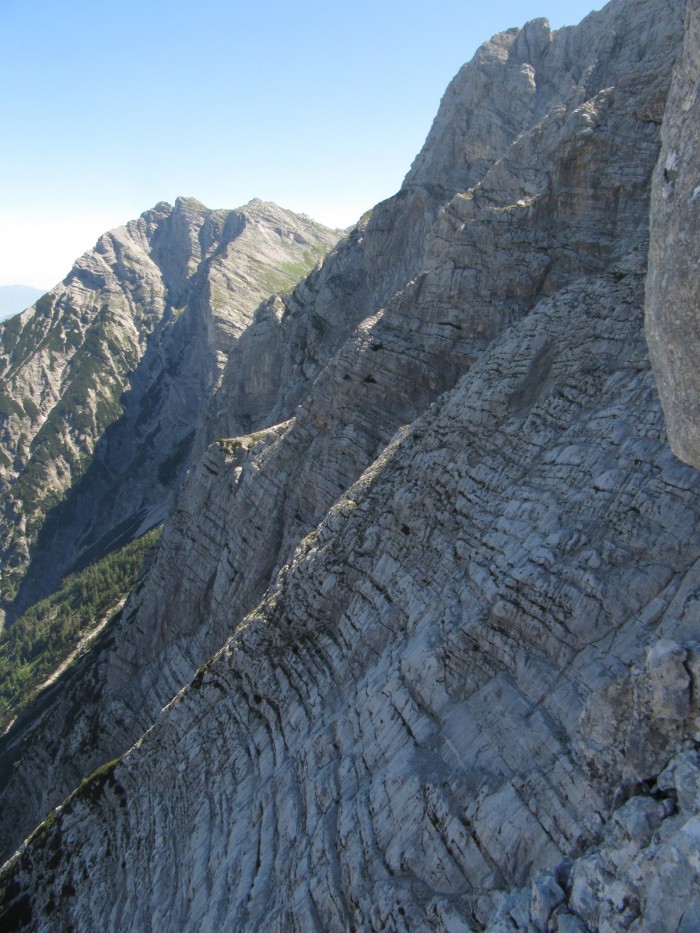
[0,198,340,620]
[5,259,700,932]
[646,0,700,468]
[1,0,699,929]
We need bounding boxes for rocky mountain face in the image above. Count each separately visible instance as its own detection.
[646,0,700,469]
[0,198,340,622]
[2,0,700,929]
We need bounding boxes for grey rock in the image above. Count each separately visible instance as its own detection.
[677,899,700,933]
[610,796,664,849]
[518,746,700,931]
[1,0,699,931]
[4,261,700,931]
[646,0,700,467]
[552,914,590,933]
[675,758,700,813]
[577,636,697,787]
[2,0,687,867]
[645,639,691,720]
[668,750,700,812]
[530,874,565,931]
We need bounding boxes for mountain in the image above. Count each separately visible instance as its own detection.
[0,288,46,322]
[0,197,341,624]
[1,0,699,929]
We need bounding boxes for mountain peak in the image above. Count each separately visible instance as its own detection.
[0,1,698,930]
[0,198,341,624]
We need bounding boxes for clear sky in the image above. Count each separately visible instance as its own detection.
[1,0,605,290]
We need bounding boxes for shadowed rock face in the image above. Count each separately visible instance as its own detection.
[2,0,700,929]
[646,0,700,469]
[0,198,340,620]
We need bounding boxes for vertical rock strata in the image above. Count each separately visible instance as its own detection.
[2,0,700,929]
[646,0,700,468]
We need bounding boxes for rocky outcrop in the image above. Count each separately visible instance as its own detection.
[489,751,700,930]
[646,0,700,469]
[1,0,698,928]
[4,256,700,931]
[0,0,685,866]
[0,198,339,620]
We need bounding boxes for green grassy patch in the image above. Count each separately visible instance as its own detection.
[0,527,161,732]
[2,299,144,602]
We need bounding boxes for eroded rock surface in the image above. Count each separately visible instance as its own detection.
[0,0,685,867]
[4,260,700,931]
[646,0,700,469]
[1,0,698,929]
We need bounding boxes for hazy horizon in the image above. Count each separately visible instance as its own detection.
[0,284,45,320]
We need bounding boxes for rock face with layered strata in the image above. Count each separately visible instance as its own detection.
[2,0,700,929]
[5,257,700,933]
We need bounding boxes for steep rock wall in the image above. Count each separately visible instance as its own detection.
[4,258,700,930]
[646,0,700,468]
[0,0,685,867]
[1,0,698,927]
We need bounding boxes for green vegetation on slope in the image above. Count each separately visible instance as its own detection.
[1,299,145,605]
[0,527,161,731]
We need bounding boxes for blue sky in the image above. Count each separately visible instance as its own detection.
[1,0,605,289]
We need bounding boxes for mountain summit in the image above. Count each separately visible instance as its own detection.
[1,0,700,929]
[0,198,340,624]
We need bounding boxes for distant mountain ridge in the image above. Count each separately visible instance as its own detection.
[0,197,340,622]
[0,287,46,322]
